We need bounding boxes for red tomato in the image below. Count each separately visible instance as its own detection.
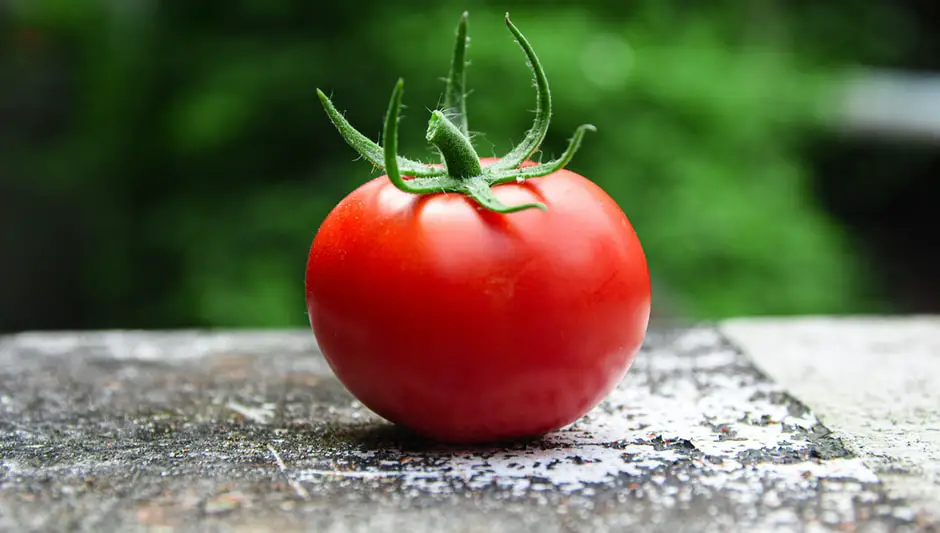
[305,158,651,443]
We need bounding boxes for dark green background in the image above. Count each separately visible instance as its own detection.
[2,0,938,331]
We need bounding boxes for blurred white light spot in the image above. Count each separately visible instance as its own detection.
[580,33,634,90]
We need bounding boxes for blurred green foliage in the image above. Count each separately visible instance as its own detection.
[4,0,914,328]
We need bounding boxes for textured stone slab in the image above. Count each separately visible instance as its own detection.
[722,316,940,525]
[0,327,931,532]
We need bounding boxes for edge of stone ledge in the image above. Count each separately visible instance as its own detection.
[0,328,320,361]
[720,313,940,326]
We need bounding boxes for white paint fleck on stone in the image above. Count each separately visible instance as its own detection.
[226,400,276,424]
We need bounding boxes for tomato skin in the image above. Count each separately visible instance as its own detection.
[305,158,650,443]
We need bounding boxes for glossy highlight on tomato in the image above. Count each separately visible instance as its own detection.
[305,13,651,443]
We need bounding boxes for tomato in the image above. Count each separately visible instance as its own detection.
[306,12,651,442]
[305,158,650,442]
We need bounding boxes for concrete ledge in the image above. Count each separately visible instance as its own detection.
[0,324,936,532]
[722,316,940,526]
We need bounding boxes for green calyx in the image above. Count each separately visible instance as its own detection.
[316,12,596,213]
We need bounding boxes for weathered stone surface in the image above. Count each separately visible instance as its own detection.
[0,326,933,532]
[723,317,940,525]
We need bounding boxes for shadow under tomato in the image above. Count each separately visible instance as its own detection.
[336,420,552,453]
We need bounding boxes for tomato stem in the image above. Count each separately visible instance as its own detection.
[316,11,595,215]
[316,89,444,178]
[486,14,553,173]
[443,12,470,138]
[488,124,597,186]
[426,111,483,179]
[383,80,459,194]
[464,176,546,213]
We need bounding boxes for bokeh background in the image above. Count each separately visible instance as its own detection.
[2,0,938,332]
